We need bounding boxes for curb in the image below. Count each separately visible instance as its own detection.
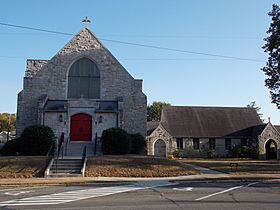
[0,174,279,187]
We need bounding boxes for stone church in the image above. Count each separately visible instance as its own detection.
[147,106,280,160]
[16,27,147,145]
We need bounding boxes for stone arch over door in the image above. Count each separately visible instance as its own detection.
[258,123,280,160]
[70,113,92,141]
[154,139,166,157]
[265,139,277,159]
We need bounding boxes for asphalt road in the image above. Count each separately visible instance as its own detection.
[0,180,279,210]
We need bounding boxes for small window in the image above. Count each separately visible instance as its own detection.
[209,138,216,150]
[176,138,183,149]
[225,138,231,150]
[241,138,247,146]
[193,138,199,150]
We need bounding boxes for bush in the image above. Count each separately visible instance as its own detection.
[101,128,131,155]
[130,133,146,154]
[0,138,21,155]
[231,145,257,158]
[20,125,55,155]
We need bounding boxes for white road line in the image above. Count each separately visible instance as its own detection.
[195,182,261,201]
[173,187,193,191]
[195,186,243,201]
[246,182,260,187]
[0,181,173,206]
[0,186,41,192]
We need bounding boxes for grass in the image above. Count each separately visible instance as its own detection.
[0,156,48,178]
[85,155,199,177]
[179,158,280,174]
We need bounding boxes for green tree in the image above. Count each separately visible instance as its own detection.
[147,101,171,121]
[0,113,16,132]
[261,4,280,108]
[247,101,265,122]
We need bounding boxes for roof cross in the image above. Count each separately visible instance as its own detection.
[82,16,91,28]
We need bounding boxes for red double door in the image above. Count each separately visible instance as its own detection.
[70,113,92,141]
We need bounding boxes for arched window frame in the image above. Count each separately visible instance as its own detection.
[67,57,100,99]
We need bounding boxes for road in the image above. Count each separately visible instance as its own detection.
[0,180,279,209]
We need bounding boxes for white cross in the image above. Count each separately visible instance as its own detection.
[82,16,91,28]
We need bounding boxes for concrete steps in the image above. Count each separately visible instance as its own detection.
[45,158,85,177]
[63,142,96,157]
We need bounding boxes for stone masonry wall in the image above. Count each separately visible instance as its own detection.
[16,28,147,138]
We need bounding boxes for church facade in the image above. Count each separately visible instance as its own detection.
[16,28,147,142]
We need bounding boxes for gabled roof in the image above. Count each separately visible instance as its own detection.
[275,125,280,134]
[147,121,159,135]
[161,106,263,138]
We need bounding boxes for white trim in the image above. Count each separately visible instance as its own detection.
[152,139,167,157]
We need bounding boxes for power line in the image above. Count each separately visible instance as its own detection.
[0,22,74,36]
[0,22,264,62]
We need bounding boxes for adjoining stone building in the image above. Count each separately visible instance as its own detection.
[147,106,280,160]
[16,27,147,146]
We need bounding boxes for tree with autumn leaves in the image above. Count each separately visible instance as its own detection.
[0,113,16,132]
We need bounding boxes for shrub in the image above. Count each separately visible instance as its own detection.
[168,154,175,160]
[207,149,217,158]
[231,145,257,158]
[20,125,55,155]
[0,138,21,155]
[130,133,146,154]
[172,150,183,158]
[101,128,131,155]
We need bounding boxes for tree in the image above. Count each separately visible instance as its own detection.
[247,101,265,122]
[261,4,280,108]
[0,113,16,132]
[147,101,171,121]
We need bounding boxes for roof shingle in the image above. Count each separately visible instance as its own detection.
[161,106,263,138]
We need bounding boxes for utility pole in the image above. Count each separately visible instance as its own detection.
[6,114,11,142]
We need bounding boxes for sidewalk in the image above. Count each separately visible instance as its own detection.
[0,164,279,186]
[0,173,279,186]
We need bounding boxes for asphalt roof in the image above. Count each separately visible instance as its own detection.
[160,106,263,138]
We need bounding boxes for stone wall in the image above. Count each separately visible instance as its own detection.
[147,126,246,158]
[16,28,146,138]
[258,123,280,160]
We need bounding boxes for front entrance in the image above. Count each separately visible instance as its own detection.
[70,113,92,141]
[265,139,277,159]
[154,139,166,157]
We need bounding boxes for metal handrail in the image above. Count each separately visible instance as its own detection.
[55,132,65,174]
[57,132,64,159]
[64,136,69,156]
[82,145,87,162]
[94,133,97,155]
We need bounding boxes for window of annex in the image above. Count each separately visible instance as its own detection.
[193,138,199,150]
[176,138,183,150]
[67,57,100,99]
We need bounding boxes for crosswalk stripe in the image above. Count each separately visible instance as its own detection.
[0,182,173,206]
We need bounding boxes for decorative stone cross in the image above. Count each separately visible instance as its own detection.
[82,16,91,28]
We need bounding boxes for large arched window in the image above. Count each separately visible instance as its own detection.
[67,57,100,99]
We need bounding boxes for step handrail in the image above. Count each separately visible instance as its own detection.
[56,132,65,174]
[82,145,87,162]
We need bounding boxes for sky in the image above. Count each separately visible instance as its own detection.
[0,0,279,124]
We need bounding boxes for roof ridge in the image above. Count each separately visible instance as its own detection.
[164,105,254,109]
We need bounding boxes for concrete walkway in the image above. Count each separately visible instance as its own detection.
[188,164,225,175]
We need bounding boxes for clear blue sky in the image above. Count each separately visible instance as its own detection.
[0,0,279,124]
